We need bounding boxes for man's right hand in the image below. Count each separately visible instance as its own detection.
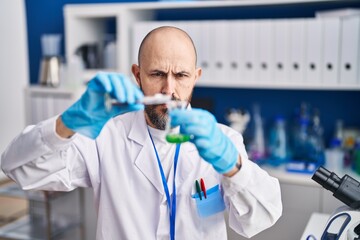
[60,72,144,139]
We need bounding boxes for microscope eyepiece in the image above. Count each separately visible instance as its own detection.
[312,166,340,193]
[312,166,360,209]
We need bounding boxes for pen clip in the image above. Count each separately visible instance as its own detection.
[195,180,202,200]
[200,178,207,199]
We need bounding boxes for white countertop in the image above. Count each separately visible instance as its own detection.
[261,164,360,187]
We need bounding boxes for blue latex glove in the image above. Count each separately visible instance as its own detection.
[169,108,238,174]
[61,72,144,139]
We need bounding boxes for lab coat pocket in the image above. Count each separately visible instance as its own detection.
[191,184,225,218]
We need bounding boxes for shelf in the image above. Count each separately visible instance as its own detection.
[26,86,74,95]
[64,0,346,14]
[81,69,117,82]
[77,68,360,90]
[64,0,360,90]
[196,80,360,90]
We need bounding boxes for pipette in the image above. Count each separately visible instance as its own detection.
[105,93,171,112]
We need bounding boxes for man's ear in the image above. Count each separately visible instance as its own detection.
[195,67,202,84]
[131,64,141,86]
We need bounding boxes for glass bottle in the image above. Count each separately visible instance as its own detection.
[248,104,265,161]
[353,138,360,175]
[325,138,344,172]
[268,115,288,165]
[308,108,325,166]
[292,117,310,162]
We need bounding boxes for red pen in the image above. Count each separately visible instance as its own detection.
[200,178,207,199]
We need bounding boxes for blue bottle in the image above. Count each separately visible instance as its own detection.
[268,115,288,166]
[292,117,311,162]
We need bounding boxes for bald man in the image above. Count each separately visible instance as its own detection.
[2,27,282,240]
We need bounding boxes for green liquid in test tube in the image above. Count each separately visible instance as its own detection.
[166,133,192,143]
[165,100,193,144]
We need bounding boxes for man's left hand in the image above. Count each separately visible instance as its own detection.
[170,108,239,174]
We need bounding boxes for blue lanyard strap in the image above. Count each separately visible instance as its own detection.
[148,129,181,240]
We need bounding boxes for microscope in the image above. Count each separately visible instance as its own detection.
[312,166,360,240]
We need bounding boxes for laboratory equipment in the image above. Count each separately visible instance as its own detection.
[166,100,193,143]
[75,43,101,69]
[225,108,250,134]
[334,119,345,146]
[311,166,360,240]
[268,115,288,165]
[39,34,62,87]
[106,92,190,143]
[105,93,171,112]
[308,108,325,166]
[354,138,360,175]
[248,104,265,161]
[103,36,116,69]
[325,138,344,172]
[292,117,311,162]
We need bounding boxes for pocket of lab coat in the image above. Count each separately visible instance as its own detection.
[191,184,226,218]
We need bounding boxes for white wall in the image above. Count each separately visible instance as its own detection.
[0,0,28,180]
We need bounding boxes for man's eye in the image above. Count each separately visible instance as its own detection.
[152,72,164,77]
[176,73,187,78]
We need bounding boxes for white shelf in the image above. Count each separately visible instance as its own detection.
[27,86,74,95]
[196,80,360,90]
[64,0,345,13]
[64,0,360,90]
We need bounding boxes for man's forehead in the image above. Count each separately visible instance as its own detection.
[144,60,193,73]
[139,26,197,66]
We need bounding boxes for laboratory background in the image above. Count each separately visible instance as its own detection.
[1,0,360,239]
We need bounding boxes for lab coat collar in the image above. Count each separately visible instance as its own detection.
[128,110,148,145]
[128,110,197,197]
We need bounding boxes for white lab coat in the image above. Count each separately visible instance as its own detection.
[1,110,282,239]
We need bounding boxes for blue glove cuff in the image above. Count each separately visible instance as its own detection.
[212,137,239,174]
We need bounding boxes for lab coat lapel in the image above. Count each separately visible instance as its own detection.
[128,111,200,195]
[176,142,198,185]
[129,111,165,195]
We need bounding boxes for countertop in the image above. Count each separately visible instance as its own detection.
[261,164,360,187]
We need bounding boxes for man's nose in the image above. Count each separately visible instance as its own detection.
[161,76,175,95]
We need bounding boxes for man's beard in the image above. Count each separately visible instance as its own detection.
[145,92,193,130]
[145,104,168,130]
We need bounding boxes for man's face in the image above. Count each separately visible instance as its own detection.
[132,29,201,129]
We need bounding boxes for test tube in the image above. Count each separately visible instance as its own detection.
[104,93,171,112]
[165,101,193,144]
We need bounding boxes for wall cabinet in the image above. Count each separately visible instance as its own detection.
[64,0,360,90]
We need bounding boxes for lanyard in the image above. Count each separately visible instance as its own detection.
[148,130,180,240]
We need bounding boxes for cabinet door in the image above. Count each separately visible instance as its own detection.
[226,182,321,240]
